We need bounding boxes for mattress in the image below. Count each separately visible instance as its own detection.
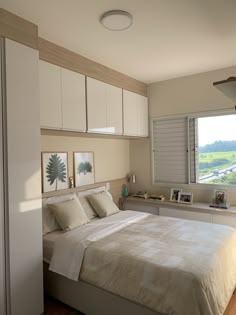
[43,230,64,263]
[43,216,102,263]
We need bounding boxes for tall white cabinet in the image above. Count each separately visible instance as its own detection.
[0,38,6,315]
[0,38,43,315]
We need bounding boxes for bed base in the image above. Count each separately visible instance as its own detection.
[43,263,161,315]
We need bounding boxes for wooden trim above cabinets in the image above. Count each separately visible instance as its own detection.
[38,38,148,97]
[0,9,38,50]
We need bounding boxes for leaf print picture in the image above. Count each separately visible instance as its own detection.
[74,152,95,187]
[42,152,69,192]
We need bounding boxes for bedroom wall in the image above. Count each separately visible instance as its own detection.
[41,131,130,184]
[130,65,236,204]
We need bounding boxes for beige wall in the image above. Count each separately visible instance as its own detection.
[130,66,236,204]
[41,132,130,183]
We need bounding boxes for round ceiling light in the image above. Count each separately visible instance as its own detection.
[100,10,133,31]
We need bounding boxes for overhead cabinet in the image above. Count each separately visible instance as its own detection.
[123,90,148,137]
[39,61,149,137]
[87,77,123,135]
[39,60,86,132]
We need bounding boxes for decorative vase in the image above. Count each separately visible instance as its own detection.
[122,184,129,198]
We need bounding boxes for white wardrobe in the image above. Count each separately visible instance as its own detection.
[0,37,43,315]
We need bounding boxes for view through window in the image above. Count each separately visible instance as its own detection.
[198,114,236,185]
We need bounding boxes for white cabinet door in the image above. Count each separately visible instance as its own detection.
[6,39,43,315]
[87,77,107,133]
[0,40,5,315]
[212,214,236,228]
[106,83,123,134]
[137,94,148,136]
[87,77,123,134]
[159,208,212,223]
[61,68,86,132]
[39,60,62,129]
[123,90,137,136]
[123,89,148,137]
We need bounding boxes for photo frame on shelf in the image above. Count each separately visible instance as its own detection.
[178,192,193,204]
[170,188,182,202]
[74,151,95,187]
[41,152,69,193]
[214,190,227,205]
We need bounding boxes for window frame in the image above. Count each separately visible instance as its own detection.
[151,108,236,191]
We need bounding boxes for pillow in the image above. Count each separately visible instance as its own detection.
[42,193,76,235]
[87,191,119,218]
[77,186,113,220]
[48,197,89,231]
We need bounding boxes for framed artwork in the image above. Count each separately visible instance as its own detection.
[42,152,69,193]
[214,190,227,205]
[178,192,193,204]
[74,152,95,187]
[170,188,182,202]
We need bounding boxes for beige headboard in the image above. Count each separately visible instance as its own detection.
[42,178,127,205]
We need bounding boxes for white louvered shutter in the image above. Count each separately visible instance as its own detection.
[152,117,188,184]
[188,118,198,183]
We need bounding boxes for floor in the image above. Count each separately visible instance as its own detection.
[44,293,236,315]
[44,296,84,315]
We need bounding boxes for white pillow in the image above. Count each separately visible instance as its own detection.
[77,186,113,220]
[42,193,76,235]
[87,191,119,218]
[48,197,89,231]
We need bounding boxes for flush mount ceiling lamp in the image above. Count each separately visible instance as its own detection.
[213,77,236,102]
[100,10,133,31]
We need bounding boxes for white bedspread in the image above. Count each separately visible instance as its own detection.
[49,210,149,280]
[49,211,236,315]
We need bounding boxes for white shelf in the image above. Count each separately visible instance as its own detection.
[124,196,236,217]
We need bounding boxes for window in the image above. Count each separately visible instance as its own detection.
[152,112,236,186]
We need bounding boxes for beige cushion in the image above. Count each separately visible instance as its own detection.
[77,187,113,220]
[42,193,76,235]
[48,197,89,231]
[87,191,119,218]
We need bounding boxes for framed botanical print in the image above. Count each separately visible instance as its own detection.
[74,152,95,187]
[42,152,69,192]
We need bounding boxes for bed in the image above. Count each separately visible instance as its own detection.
[43,187,236,315]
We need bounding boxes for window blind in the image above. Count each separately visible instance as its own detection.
[188,118,198,183]
[152,117,188,184]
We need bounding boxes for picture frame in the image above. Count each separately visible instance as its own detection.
[41,152,69,193]
[74,151,95,187]
[178,192,193,204]
[214,190,227,205]
[170,188,182,202]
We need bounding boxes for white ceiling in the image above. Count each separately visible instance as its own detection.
[1,0,236,83]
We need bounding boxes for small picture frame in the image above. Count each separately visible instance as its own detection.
[214,190,227,205]
[178,192,193,204]
[41,152,69,193]
[74,152,95,187]
[170,188,182,202]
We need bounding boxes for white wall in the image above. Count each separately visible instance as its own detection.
[130,66,236,204]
